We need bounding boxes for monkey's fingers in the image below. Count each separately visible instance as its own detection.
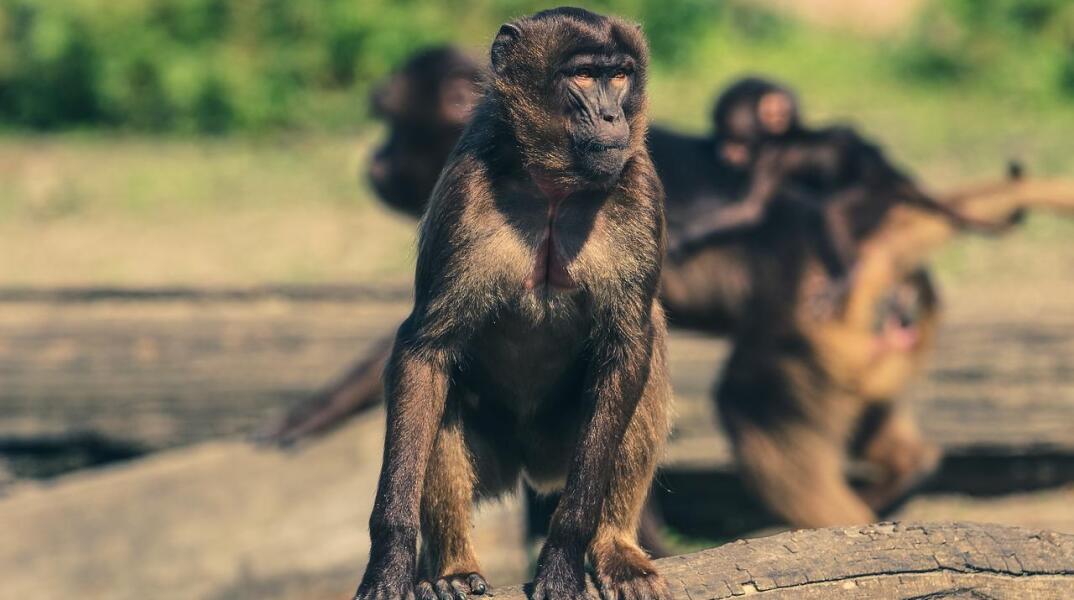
[531,545,590,600]
[417,573,490,600]
[595,570,671,600]
[806,274,855,321]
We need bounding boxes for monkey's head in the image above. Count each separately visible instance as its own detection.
[487,7,649,189]
[368,46,482,214]
[712,76,800,168]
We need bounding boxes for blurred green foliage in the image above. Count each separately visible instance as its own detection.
[895,0,1074,96]
[0,0,804,133]
[0,0,1072,133]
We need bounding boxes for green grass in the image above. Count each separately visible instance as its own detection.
[0,133,420,286]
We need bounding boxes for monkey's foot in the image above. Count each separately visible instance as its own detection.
[416,573,489,600]
[354,546,419,600]
[531,545,591,600]
[592,540,671,600]
[861,439,942,512]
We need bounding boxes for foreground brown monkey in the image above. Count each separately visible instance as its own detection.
[670,77,1022,276]
[355,9,671,600]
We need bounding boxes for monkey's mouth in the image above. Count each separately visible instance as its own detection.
[575,140,629,185]
[584,140,628,152]
[881,318,919,351]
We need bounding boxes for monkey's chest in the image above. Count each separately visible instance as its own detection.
[463,311,590,415]
[488,188,609,295]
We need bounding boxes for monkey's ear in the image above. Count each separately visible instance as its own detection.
[491,23,521,74]
[371,75,406,118]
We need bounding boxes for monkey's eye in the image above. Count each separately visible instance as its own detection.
[610,70,629,85]
[572,68,596,86]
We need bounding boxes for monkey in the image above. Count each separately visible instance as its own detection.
[354,9,671,600]
[668,77,1023,279]
[711,76,800,170]
[367,46,482,218]
[710,156,1074,529]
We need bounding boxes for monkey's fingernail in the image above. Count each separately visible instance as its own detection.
[468,575,487,594]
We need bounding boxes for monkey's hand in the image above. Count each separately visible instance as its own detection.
[592,541,671,600]
[531,544,591,600]
[354,542,418,600]
[416,573,490,600]
[806,273,854,321]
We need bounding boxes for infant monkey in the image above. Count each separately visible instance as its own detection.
[354,8,672,600]
[673,77,1021,277]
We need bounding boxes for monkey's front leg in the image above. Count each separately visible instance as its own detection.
[532,326,669,600]
[355,326,452,600]
[415,413,491,600]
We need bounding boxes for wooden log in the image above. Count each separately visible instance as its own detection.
[491,522,1074,599]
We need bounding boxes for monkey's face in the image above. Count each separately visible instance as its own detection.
[557,53,637,183]
[489,9,649,189]
[713,77,800,169]
[368,123,457,214]
[756,91,797,137]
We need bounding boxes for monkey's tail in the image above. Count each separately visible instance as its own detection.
[253,335,393,448]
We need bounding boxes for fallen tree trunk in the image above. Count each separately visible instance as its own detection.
[494,522,1074,599]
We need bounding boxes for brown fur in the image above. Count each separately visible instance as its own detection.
[354,10,671,600]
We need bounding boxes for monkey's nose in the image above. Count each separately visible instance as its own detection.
[601,112,617,123]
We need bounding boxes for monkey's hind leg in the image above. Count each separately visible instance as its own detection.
[731,418,876,527]
[717,350,877,528]
[417,410,516,600]
[853,403,941,513]
[589,351,672,600]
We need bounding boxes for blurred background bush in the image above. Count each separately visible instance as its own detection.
[2,0,1074,134]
